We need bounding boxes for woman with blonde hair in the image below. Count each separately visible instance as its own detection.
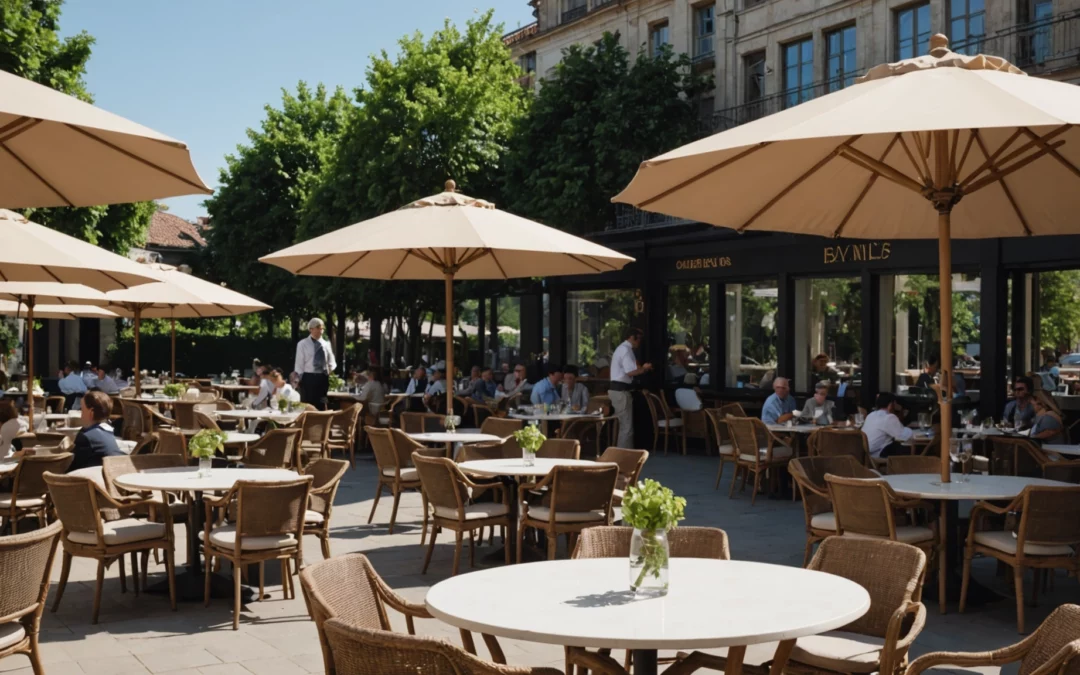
[1030,391,1067,444]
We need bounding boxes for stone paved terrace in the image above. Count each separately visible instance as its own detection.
[4,452,1078,675]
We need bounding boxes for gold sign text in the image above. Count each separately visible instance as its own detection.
[823,242,892,264]
[675,256,732,271]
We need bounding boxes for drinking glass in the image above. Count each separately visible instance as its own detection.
[854,412,865,426]
[1014,416,1024,433]
[959,440,974,481]
[918,412,931,432]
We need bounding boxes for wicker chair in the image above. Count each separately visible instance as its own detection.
[961,484,1080,633]
[991,436,1080,482]
[413,454,512,574]
[322,618,561,675]
[171,401,200,430]
[44,471,177,623]
[327,405,362,468]
[703,406,743,489]
[825,473,936,558]
[596,447,648,506]
[121,400,152,440]
[202,476,313,629]
[457,440,517,462]
[886,455,942,474]
[298,411,336,465]
[401,412,445,434]
[559,416,615,458]
[643,390,684,454]
[303,458,350,561]
[45,396,65,414]
[788,456,879,566]
[146,406,176,432]
[807,428,871,467]
[535,438,580,460]
[242,428,302,469]
[518,464,618,561]
[195,410,221,431]
[726,416,793,505]
[154,428,189,459]
[366,427,441,537]
[907,604,1080,675]
[1,453,73,533]
[0,521,61,674]
[479,417,523,437]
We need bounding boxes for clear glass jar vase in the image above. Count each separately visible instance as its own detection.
[197,456,212,478]
[522,449,536,467]
[630,528,670,597]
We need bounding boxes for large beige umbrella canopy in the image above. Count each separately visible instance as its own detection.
[261,180,634,413]
[0,282,109,429]
[105,264,271,394]
[615,34,1080,482]
[0,69,211,207]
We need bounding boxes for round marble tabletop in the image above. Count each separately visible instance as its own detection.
[884,473,1072,500]
[115,466,299,493]
[766,423,821,434]
[178,430,261,445]
[458,457,610,478]
[426,558,870,651]
[510,412,597,422]
[214,409,301,423]
[1044,444,1080,457]
[409,432,501,445]
[43,413,72,422]
[0,460,16,475]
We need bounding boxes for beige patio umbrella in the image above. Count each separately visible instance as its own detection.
[260,180,634,413]
[615,34,1080,483]
[0,282,109,429]
[0,69,210,207]
[105,264,271,395]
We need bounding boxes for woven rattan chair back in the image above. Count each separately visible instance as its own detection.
[0,520,61,624]
[195,411,221,431]
[332,405,362,440]
[172,401,198,430]
[101,454,184,499]
[216,399,235,411]
[536,438,580,460]
[1019,605,1080,675]
[479,416,523,437]
[43,472,105,542]
[300,411,336,447]
[457,440,514,462]
[703,408,732,447]
[300,554,393,633]
[121,401,149,440]
[367,427,400,472]
[642,391,662,429]
[400,412,444,434]
[306,458,349,516]
[413,454,469,514]
[990,436,1041,476]
[809,428,870,465]
[572,525,730,560]
[245,428,302,469]
[28,432,67,448]
[826,474,897,538]
[14,453,73,499]
[547,464,618,514]
[887,455,942,474]
[1018,485,1080,546]
[234,478,312,540]
[597,447,648,491]
[154,428,188,458]
[726,416,771,460]
[809,537,926,636]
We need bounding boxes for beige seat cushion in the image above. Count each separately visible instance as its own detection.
[304,509,325,525]
[739,445,793,463]
[528,506,606,523]
[0,493,44,508]
[717,443,735,456]
[204,525,297,551]
[382,467,418,481]
[790,631,884,673]
[844,525,934,545]
[68,518,167,546]
[0,622,26,650]
[974,531,1075,556]
[810,512,837,531]
[433,502,509,521]
[657,419,683,429]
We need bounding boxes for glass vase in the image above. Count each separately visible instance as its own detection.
[522,449,536,467]
[197,456,212,478]
[630,528,670,598]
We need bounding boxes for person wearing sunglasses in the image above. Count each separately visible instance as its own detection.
[1003,375,1036,429]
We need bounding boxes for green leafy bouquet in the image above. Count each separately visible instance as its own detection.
[513,423,546,454]
[622,479,687,590]
[162,383,185,399]
[328,373,344,392]
[188,429,227,460]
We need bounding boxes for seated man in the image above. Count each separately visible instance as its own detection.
[863,392,914,459]
[915,356,967,397]
[69,391,124,472]
[503,363,529,396]
[423,369,447,409]
[404,366,428,395]
[530,365,563,406]
[561,366,590,410]
[761,377,796,424]
[93,366,121,395]
[58,360,88,410]
[1003,375,1036,429]
[468,367,497,403]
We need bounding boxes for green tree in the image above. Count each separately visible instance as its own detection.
[895,275,981,358]
[503,36,711,234]
[1039,270,1080,352]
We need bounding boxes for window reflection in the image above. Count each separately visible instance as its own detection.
[726,281,778,388]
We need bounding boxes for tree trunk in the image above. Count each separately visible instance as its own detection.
[336,309,347,373]
[290,317,300,343]
[369,313,383,367]
[265,311,276,339]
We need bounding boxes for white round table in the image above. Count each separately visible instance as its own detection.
[408,431,501,445]
[179,430,261,446]
[458,457,604,478]
[766,423,820,435]
[1043,443,1080,457]
[214,409,300,424]
[426,558,870,675]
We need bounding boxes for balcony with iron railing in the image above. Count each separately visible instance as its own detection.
[562,4,588,24]
[503,22,539,47]
[502,0,624,46]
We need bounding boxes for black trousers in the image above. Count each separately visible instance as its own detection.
[877,441,910,458]
[300,373,330,411]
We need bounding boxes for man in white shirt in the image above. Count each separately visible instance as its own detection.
[423,369,447,410]
[404,366,428,395]
[863,392,914,458]
[609,328,653,448]
[80,361,98,389]
[93,367,121,395]
[294,318,337,410]
[58,361,88,410]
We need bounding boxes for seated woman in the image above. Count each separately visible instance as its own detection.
[265,367,297,405]
[69,391,124,472]
[800,381,836,425]
[0,399,27,459]
[1030,392,1067,445]
[359,366,386,416]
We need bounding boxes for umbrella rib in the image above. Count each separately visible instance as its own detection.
[956,130,978,180]
[409,248,443,270]
[638,143,768,208]
[295,254,332,275]
[567,254,602,273]
[837,146,925,194]
[582,255,619,271]
[99,270,128,289]
[958,128,1028,189]
[0,116,32,137]
[64,125,212,194]
[458,249,490,268]
[971,131,1031,236]
[488,250,509,280]
[948,130,961,183]
[337,250,372,277]
[0,118,42,144]
[737,136,860,233]
[1019,127,1080,180]
[832,134,901,238]
[0,142,74,206]
[896,134,929,185]
[908,133,935,184]
[388,250,410,279]
[965,140,1065,195]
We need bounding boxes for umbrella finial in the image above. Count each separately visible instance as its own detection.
[445,179,457,193]
[929,33,950,56]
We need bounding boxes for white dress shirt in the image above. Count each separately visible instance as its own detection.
[251,378,275,409]
[610,340,638,384]
[96,375,121,395]
[59,372,88,395]
[294,336,337,375]
[426,379,446,397]
[359,380,386,415]
[405,377,427,395]
[862,409,914,457]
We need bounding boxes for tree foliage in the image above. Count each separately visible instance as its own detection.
[503,35,711,234]
[1039,270,1080,352]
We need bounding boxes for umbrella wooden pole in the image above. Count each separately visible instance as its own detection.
[938,211,953,484]
[134,307,142,397]
[26,298,34,432]
[171,315,176,382]
[445,272,454,417]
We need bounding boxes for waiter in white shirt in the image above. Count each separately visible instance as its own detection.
[609,327,652,448]
[294,318,337,410]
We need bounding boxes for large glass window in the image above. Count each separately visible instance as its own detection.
[726,281,778,388]
[896,3,931,60]
[650,21,670,57]
[949,0,985,55]
[1032,270,1080,390]
[826,25,857,92]
[567,290,636,376]
[794,278,862,392]
[667,284,711,386]
[694,4,716,59]
[495,297,522,369]
[783,38,814,109]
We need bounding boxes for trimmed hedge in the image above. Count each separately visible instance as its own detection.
[108,335,295,377]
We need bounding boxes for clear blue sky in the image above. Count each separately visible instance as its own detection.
[60,1,535,220]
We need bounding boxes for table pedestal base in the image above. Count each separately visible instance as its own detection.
[632,650,658,675]
[144,571,256,603]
